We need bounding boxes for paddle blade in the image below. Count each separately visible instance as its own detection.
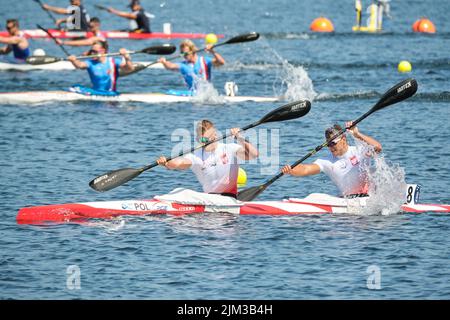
[237,185,267,202]
[89,168,144,192]
[373,78,418,112]
[259,100,311,124]
[141,44,176,55]
[26,56,60,65]
[224,32,260,45]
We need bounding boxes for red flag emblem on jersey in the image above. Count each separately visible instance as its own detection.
[350,155,359,166]
[221,153,228,164]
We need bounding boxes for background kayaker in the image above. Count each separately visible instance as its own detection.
[42,0,91,31]
[106,0,152,33]
[158,40,225,93]
[281,122,382,197]
[67,41,134,93]
[156,120,258,198]
[0,19,30,63]
[55,17,105,47]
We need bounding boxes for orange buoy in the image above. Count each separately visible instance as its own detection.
[412,18,436,34]
[310,17,335,33]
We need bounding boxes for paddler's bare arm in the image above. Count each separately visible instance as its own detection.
[67,55,87,69]
[232,128,258,160]
[205,44,225,67]
[157,156,192,170]
[119,48,134,72]
[107,8,138,20]
[57,37,100,47]
[158,57,179,70]
[0,36,22,46]
[345,121,382,153]
[281,163,321,176]
[42,3,71,15]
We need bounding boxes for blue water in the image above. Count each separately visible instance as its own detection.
[1,0,449,299]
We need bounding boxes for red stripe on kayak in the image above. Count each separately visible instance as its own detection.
[239,203,331,215]
[400,204,450,213]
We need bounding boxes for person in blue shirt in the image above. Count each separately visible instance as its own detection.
[158,39,225,92]
[67,41,134,94]
[0,19,30,62]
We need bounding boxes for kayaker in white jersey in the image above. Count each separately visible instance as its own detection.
[156,120,258,198]
[281,122,382,197]
[0,19,30,63]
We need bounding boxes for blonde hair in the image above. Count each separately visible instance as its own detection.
[180,40,198,53]
[196,120,214,141]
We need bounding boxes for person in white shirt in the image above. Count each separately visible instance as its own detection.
[281,122,382,197]
[156,120,259,198]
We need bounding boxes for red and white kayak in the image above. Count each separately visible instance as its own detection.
[0,30,224,40]
[17,187,450,225]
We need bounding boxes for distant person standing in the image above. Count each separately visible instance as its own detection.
[355,0,363,28]
[106,0,152,33]
[0,19,30,63]
[42,0,91,31]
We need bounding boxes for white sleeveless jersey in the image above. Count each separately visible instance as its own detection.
[184,143,242,194]
[314,146,371,196]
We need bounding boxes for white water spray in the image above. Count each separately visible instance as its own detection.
[266,46,317,101]
[279,61,317,102]
[191,78,225,105]
[354,139,407,216]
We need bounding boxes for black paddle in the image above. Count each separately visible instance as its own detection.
[94,4,109,11]
[89,100,312,192]
[33,0,59,26]
[37,24,71,56]
[122,32,260,77]
[26,44,176,65]
[237,78,418,202]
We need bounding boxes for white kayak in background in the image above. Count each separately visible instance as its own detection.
[0,90,280,104]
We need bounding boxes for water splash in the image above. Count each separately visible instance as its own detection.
[278,62,317,102]
[353,139,407,216]
[266,47,317,101]
[191,78,225,105]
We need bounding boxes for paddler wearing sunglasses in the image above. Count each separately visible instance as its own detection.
[156,120,258,198]
[67,41,134,94]
[281,122,382,198]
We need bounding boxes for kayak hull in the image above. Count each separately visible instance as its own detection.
[16,197,450,225]
[0,91,280,104]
